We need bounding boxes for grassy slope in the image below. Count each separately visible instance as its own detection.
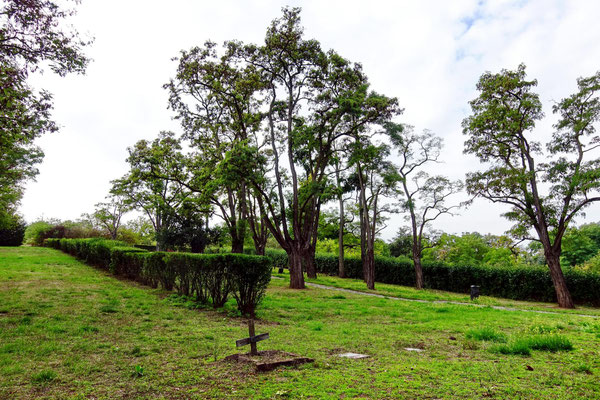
[0,247,599,399]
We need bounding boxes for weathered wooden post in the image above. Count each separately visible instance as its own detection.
[236,318,269,356]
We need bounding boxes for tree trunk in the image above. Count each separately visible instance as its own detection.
[304,246,317,279]
[288,248,305,289]
[414,255,424,290]
[254,242,265,256]
[231,236,244,254]
[364,243,375,290]
[338,194,345,278]
[546,251,574,308]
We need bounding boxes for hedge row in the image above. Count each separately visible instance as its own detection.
[45,238,272,315]
[260,250,600,305]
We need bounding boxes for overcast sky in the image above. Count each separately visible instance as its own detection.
[20,0,600,240]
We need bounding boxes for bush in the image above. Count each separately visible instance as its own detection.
[0,216,26,246]
[465,327,506,342]
[46,239,273,314]
[228,254,272,317]
[110,247,149,277]
[312,254,600,305]
[523,335,573,352]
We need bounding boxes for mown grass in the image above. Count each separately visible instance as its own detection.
[284,272,600,317]
[1,247,600,399]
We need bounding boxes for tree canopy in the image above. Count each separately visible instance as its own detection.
[463,64,600,308]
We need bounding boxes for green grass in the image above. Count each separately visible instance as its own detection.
[284,272,600,317]
[465,327,507,342]
[1,247,600,399]
[523,335,574,352]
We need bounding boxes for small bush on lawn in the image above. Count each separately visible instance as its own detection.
[524,335,573,352]
[492,342,532,356]
[465,327,507,342]
[491,334,573,356]
[228,254,272,317]
[31,370,57,384]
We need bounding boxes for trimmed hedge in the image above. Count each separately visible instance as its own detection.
[46,238,600,305]
[257,247,600,305]
[45,238,273,315]
[312,254,600,305]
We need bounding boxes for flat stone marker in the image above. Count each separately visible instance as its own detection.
[404,347,424,352]
[337,352,369,359]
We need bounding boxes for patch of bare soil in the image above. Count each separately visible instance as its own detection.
[224,350,314,372]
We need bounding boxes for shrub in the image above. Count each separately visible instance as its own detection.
[43,239,272,315]
[465,327,507,342]
[0,216,26,246]
[110,247,149,277]
[523,335,573,352]
[228,254,272,317]
[312,254,600,305]
[492,342,531,356]
[265,249,289,270]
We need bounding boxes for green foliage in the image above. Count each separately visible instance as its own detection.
[312,253,600,305]
[0,213,25,246]
[24,219,106,246]
[0,0,91,209]
[46,239,273,314]
[562,224,600,266]
[465,327,507,342]
[463,64,600,306]
[228,255,273,317]
[524,335,573,352]
[422,233,519,268]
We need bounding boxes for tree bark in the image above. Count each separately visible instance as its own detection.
[288,247,305,289]
[231,235,244,254]
[304,246,317,279]
[364,243,375,290]
[414,254,424,290]
[338,193,345,278]
[545,250,574,308]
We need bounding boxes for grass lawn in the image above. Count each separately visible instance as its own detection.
[1,247,600,399]
[289,273,600,317]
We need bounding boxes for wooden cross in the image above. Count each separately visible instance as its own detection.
[236,319,269,355]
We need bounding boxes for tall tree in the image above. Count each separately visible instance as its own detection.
[165,41,265,253]
[90,195,129,240]
[235,8,399,288]
[387,123,463,289]
[111,132,202,251]
[350,138,397,289]
[462,64,600,308]
[0,0,91,209]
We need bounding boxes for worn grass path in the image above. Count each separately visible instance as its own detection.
[2,247,600,399]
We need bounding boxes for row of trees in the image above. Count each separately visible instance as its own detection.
[2,4,599,308]
[105,9,600,309]
[106,9,462,293]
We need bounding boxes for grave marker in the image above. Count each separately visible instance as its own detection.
[236,319,268,355]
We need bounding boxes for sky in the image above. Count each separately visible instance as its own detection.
[20,0,600,240]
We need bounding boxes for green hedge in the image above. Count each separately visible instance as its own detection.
[46,239,272,315]
[258,247,600,304]
[312,254,600,305]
